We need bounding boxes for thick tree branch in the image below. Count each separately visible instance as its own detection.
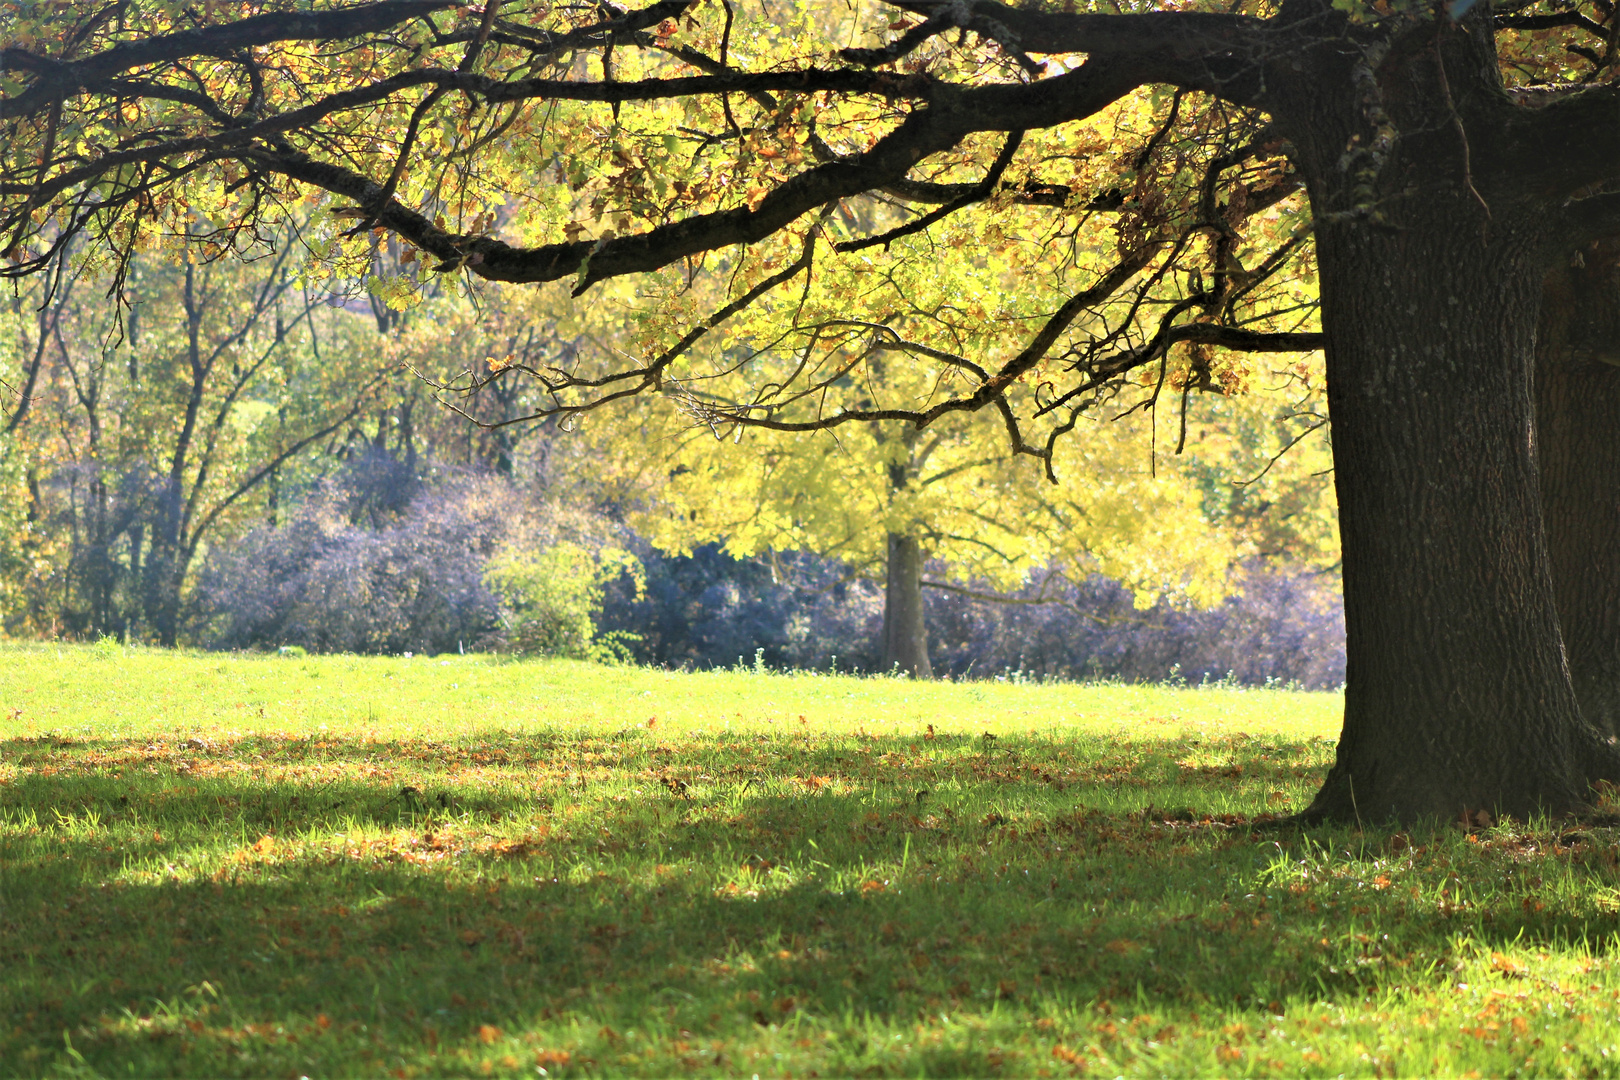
[1173,324,1324,352]
[882,0,1266,60]
[1493,83,1620,206]
[238,57,1146,289]
[1496,11,1610,35]
[836,129,1025,252]
[0,0,461,120]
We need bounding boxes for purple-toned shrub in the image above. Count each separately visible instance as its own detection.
[600,549,1344,688]
[194,477,539,654]
[197,463,1344,686]
[598,546,886,672]
[922,566,1345,688]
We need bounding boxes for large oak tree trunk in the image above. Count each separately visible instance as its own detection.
[1303,207,1603,821]
[1267,23,1619,823]
[1536,241,1620,740]
[881,531,933,678]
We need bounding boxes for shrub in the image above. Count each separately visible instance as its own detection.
[600,547,1344,688]
[194,474,623,655]
[483,542,643,661]
[597,545,886,673]
[923,565,1345,688]
[195,466,1343,686]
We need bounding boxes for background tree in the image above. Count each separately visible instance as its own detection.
[0,237,383,641]
[427,269,1327,681]
[6,0,1620,819]
[617,392,1236,679]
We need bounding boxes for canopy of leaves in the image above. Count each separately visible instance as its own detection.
[7,0,1609,630]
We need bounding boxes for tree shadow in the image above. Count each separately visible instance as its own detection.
[3,736,1612,1075]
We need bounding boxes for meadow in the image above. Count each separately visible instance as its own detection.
[2,641,1618,1077]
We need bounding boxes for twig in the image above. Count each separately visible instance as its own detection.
[1433,39,1490,226]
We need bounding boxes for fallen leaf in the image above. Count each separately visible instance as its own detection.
[1491,952,1528,978]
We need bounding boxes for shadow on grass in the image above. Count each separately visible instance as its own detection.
[6,765,1618,1077]
[6,724,1616,1077]
[0,726,1330,810]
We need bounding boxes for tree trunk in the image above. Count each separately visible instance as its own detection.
[1536,240,1620,740]
[881,531,932,678]
[1298,204,1615,822]
[145,484,184,648]
[146,259,206,648]
[1262,21,1620,823]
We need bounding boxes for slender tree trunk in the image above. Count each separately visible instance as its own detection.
[877,420,932,678]
[24,465,40,522]
[400,395,418,475]
[147,259,207,647]
[79,368,109,634]
[5,297,50,437]
[1536,240,1620,740]
[881,531,932,678]
[126,522,143,639]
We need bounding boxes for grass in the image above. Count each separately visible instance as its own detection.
[2,642,1619,1077]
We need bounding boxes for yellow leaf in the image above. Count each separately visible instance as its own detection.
[1491,953,1528,978]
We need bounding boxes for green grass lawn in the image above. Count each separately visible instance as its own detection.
[2,642,1618,1077]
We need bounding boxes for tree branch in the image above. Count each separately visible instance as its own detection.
[237,56,1146,290]
[0,0,462,120]
[883,0,1269,65]
[836,128,1025,252]
[1493,83,1620,207]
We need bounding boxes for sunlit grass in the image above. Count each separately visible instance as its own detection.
[0,640,1341,742]
[3,643,1619,1077]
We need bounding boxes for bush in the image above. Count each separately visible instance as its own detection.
[597,545,886,673]
[600,547,1344,688]
[923,565,1344,688]
[193,481,500,654]
[194,474,623,656]
[484,542,643,661]
[195,466,1344,686]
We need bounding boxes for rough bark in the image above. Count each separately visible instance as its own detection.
[881,531,933,679]
[1303,209,1602,821]
[1536,240,1620,742]
[1268,22,1618,823]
